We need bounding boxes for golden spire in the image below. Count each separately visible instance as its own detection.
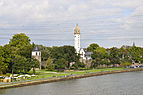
[74,24,80,34]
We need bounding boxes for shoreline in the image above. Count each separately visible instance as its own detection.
[0,68,143,89]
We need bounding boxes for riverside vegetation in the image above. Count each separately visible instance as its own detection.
[0,33,143,79]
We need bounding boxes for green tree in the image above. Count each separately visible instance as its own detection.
[29,58,40,74]
[91,47,110,68]
[87,43,99,52]
[0,46,8,74]
[54,58,68,71]
[92,47,109,59]
[12,55,28,73]
[46,57,54,71]
[8,33,33,58]
[51,46,79,68]
[127,46,142,63]
[4,33,33,73]
[109,47,120,67]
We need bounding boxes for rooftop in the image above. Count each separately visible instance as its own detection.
[32,46,40,51]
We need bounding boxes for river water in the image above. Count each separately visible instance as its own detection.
[0,71,143,95]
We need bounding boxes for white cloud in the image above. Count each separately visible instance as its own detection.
[0,0,143,47]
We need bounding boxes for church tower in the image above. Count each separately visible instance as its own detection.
[74,24,80,53]
[32,46,41,69]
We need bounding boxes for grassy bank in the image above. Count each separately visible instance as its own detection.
[1,68,142,89]
[28,68,126,80]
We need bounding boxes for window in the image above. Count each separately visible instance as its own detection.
[36,52,37,55]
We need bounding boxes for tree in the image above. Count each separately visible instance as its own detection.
[0,46,8,74]
[46,57,54,71]
[12,55,28,73]
[29,58,40,74]
[127,46,142,63]
[51,46,79,68]
[87,43,99,52]
[109,47,120,67]
[90,47,110,68]
[8,33,33,58]
[3,33,33,73]
[54,58,68,71]
[72,61,85,69]
[92,47,109,59]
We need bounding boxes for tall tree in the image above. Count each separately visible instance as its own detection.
[109,47,120,67]
[8,33,33,58]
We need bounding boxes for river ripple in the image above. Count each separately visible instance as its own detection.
[0,71,143,95]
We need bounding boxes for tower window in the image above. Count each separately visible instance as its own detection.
[36,52,37,55]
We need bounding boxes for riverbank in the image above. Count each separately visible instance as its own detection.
[0,68,143,89]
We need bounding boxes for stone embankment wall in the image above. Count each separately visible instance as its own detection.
[0,68,143,89]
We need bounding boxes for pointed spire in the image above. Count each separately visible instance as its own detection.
[74,24,80,34]
[133,42,135,47]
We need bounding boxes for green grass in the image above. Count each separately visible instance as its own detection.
[28,68,126,80]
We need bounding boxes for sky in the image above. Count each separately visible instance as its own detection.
[0,0,143,48]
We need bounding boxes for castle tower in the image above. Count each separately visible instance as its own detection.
[32,46,41,69]
[74,24,80,53]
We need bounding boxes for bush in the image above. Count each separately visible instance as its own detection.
[121,62,132,67]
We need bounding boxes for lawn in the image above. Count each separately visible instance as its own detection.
[29,68,126,80]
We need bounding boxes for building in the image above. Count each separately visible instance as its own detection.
[74,24,93,61]
[32,46,41,69]
[80,48,93,60]
[74,24,80,53]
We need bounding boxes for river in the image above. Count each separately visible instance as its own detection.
[0,71,143,95]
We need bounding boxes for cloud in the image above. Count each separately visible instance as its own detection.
[0,0,143,47]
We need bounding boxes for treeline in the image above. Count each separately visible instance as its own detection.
[36,45,84,71]
[37,41,143,70]
[1,33,143,74]
[0,33,84,74]
[87,43,143,68]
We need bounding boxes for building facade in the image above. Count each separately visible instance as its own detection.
[32,46,42,69]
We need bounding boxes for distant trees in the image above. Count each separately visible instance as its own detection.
[88,43,143,68]
[1,33,143,74]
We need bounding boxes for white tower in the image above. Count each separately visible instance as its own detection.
[32,46,41,70]
[74,24,80,53]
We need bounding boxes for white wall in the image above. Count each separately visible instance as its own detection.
[74,34,80,53]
